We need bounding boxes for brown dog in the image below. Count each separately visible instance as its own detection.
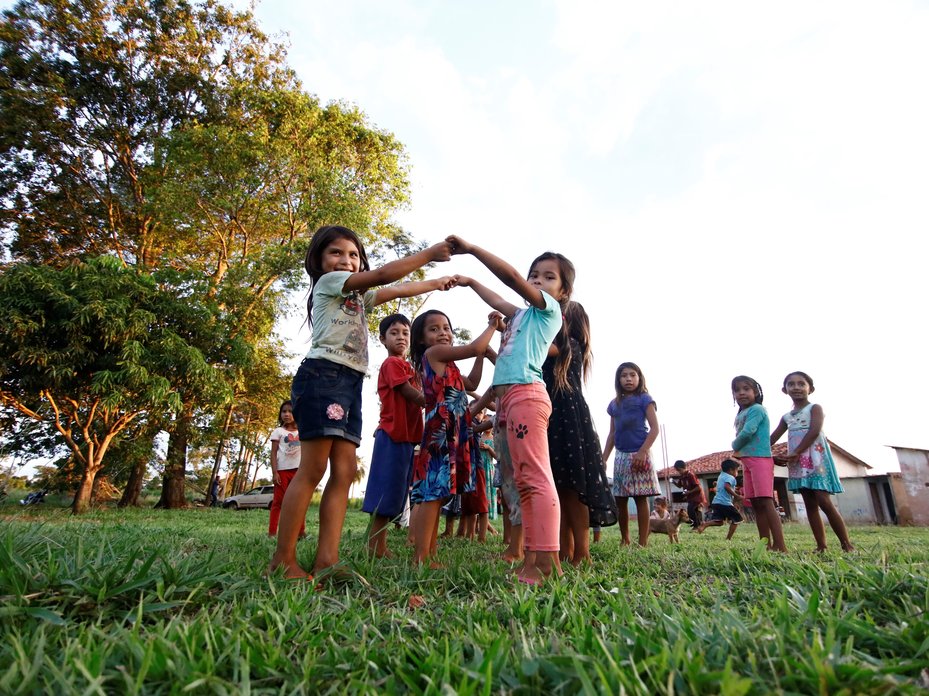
[649,508,690,543]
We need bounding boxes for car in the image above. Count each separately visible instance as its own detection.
[222,485,275,510]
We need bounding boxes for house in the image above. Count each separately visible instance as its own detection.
[658,440,891,524]
[888,446,929,526]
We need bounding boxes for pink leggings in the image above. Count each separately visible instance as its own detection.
[498,383,558,551]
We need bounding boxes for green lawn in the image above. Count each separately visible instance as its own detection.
[2,502,927,694]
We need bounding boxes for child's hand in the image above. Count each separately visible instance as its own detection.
[433,275,457,291]
[488,311,506,331]
[429,241,453,262]
[632,450,649,471]
[445,235,472,255]
[453,274,472,287]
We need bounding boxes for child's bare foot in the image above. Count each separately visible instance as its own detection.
[267,554,311,580]
[842,543,855,552]
[570,554,592,568]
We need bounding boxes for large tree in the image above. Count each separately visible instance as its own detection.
[0,0,415,506]
[0,256,196,513]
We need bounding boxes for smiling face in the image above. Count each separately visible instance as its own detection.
[783,373,813,402]
[732,380,758,408]
[527,259,565,301]
[421,312,453,348]
[380,321,411,357]
[321,236,362,274]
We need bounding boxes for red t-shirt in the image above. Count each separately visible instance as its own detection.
[677,470,707,505]
[377,356,424,444]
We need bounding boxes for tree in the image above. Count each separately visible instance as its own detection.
[0,257,188,513]
[0,0,416,507]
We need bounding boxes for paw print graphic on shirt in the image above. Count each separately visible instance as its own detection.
[514,423,528,439]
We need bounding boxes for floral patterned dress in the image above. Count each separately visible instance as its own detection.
[411,359,472,504]
[784,403,844,494]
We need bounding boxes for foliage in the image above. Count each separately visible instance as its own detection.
[0,510,927,694]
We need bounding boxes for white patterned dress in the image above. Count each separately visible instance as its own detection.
[784,403,844,494]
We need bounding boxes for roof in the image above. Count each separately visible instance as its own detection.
[658,438,872,479]
[657,443,789,479]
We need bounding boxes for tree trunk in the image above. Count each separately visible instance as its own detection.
[72,464,100,514]
[206,404,235,506]
[156,407,192,509]
[118,457,148,508]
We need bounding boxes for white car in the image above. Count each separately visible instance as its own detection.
[222,485,275,510]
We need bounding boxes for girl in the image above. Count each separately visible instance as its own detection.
[770,371,854,552]
[649,496,670,520]
[409,309,499,567]
[543,301,616,566]
[730,375,787,552]
[602,362,661,547]
[269,400,304,538]
[448,238,568,586]
[268,225,454,580]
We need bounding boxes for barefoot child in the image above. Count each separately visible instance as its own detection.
[409,309,499,567]
[269,401,304,538]
[362,314,424,558]
[449,239,570,585]
[697,458,743,539]
[770,371,854,552]
[268,225,453,580]
[602,362,662,547]
[731,375,787,553]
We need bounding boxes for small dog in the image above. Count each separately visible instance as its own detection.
[648,508,690,543]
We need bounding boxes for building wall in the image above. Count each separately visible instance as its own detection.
[893,448,929,526]
[789,479,878,523]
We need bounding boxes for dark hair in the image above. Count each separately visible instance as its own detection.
[721,458,740,474]
[409,309,453,373]
[731,375,763,405]
[379,313,411,338]
[614,361,647,403]
[782,371,815,392]
[278,400,293,426]
[549,301,592,393]
[529,251,575,310]
[673,460,686,470]
[303,225,371,326]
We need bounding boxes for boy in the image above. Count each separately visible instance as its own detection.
[672,459,706,529]
[361,314,424,558]
[696,459,743,540]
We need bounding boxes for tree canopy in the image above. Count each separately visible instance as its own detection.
[0,0,417,510]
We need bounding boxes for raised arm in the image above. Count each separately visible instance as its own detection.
[454,275,519,318]
[373,276,456,306]
[344,242,452,293]
[447,236,546,309]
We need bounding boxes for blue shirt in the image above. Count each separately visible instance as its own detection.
[732,403,772,457]
[713,472,737,506]
[607,393,656,452]
[492,291,562,386]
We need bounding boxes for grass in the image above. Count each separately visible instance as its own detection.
[1,502,928,695]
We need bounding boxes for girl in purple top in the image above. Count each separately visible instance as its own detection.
[602,362,661,547]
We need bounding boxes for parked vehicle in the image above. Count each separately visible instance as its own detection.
[20,489,48,506]
[222,485,275,510]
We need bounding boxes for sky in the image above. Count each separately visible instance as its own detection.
[235,0,928,483]
[7,0,928,484]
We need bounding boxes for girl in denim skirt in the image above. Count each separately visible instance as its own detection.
[268,225,454,581]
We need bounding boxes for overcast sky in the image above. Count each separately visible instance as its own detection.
[239,0,927,481]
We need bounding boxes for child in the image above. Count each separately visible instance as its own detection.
[731,375,787,552]
[409,309,499,567]
[361,314,424,558]
[602,362,661,547]
[460,405,495,542]
[770,371,854,552]
[672,459,706,530]
[543,301,616,567]
[268,225,454,580]
[696,458,743,539]
[448,238,568,586]
[269,400,305,538]
[649,496,670,520]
